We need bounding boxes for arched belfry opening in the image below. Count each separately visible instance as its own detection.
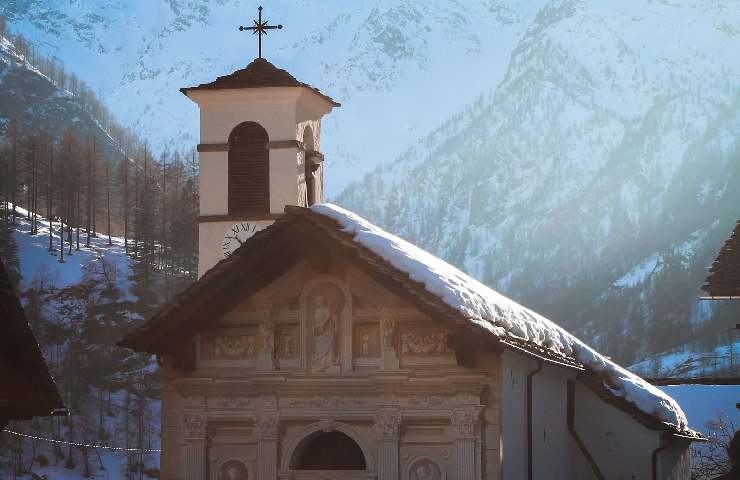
[290,430,366,470]
[228,121,269,215]
[302,125,317,206]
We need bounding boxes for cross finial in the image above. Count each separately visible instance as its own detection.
[239,6,283,60]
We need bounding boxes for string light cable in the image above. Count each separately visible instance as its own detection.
[2,428,162,453]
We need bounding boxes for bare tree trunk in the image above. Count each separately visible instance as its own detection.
[10,117,17,223]
[48,137,54,253]
[106,157,112,245]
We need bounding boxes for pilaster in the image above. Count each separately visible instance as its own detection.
[181,409,207,480]
[255,411,280,480]
[452,408,481,480]
[375,410,401,480]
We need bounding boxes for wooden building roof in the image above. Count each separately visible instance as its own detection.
[0,259,65,425]
[119,206,697,437]
[180,58,340,106]
[702,221,740,298]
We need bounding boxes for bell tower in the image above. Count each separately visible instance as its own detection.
[181,59,339,276]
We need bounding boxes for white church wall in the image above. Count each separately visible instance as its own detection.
[198,151,228,215]
[479,351,502,480]
[531,365,575,480]
[500,350,532,480]
[573,381,661,480]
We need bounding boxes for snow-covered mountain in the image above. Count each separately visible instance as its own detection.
[0,0,543,193]
[6,0,740,369]
[336,0,740,369]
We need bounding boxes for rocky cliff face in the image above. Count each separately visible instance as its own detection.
[337,0,740,369]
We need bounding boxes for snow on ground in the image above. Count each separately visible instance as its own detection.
[312,203,691,432]
[631,341,740,379]
[8,205,134,297]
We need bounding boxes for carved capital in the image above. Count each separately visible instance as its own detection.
[451,408,480,438]
[374,410,401,439]
[182,409,207,439]
[254,412,280,440]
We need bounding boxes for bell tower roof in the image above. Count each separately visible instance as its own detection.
[180,58,340,107]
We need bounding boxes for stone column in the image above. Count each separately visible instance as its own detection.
[181,409,207,480]
[375,410,401,480]
[452,408,480,480]
[255,412,280,480]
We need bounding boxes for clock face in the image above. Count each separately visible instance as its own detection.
[222,222,265,258]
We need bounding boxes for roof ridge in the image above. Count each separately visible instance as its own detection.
[180,58,340,106]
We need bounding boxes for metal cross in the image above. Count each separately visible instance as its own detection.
[239,6,283,59]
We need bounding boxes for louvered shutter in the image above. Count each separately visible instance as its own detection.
[228,122,269,215]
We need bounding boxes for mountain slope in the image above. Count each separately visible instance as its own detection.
[336,0,740,368]
[0,34,124,161]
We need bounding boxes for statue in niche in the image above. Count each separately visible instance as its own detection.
[217,459,248,480]
[281,333,292,358]
[312,295,338,370]
[380,306,396,351]
[308,283,344,371]
[410,459,441,480]
[259,323,274,354]
[361,333,370,356]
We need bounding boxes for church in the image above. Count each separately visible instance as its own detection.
[119,22,701,480]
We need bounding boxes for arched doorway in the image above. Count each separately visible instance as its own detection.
[228,121,269,215]
[290,431,366,470]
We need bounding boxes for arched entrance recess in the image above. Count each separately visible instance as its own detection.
[281,421,375,479]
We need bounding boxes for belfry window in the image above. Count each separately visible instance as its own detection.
[228,121,269,215]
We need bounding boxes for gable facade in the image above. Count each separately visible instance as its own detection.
[159,258,501,480]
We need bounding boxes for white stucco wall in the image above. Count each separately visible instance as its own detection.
[501,351,692,480]
[185,87,337,277]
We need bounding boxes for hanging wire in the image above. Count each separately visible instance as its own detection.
[2,428,162,453]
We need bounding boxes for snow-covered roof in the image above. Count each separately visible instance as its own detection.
[312,203,690,433]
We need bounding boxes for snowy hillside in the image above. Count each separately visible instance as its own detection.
[336,0,740,370]
[0,208,161,478]
[0,0,542,193]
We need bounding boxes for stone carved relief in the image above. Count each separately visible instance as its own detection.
[286,396,367,408]
[409,459,442,480]
[308,283,344,371]
[254,412,279,439]
[353,323,379,358]
[374,411,401,439]
[451,409,480,438]
[400,332,447,355]
[182,410,207,438]
[214,335,256,358]
[409,395,445,408]
[213,397,252,409]
[218,459,249,480]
